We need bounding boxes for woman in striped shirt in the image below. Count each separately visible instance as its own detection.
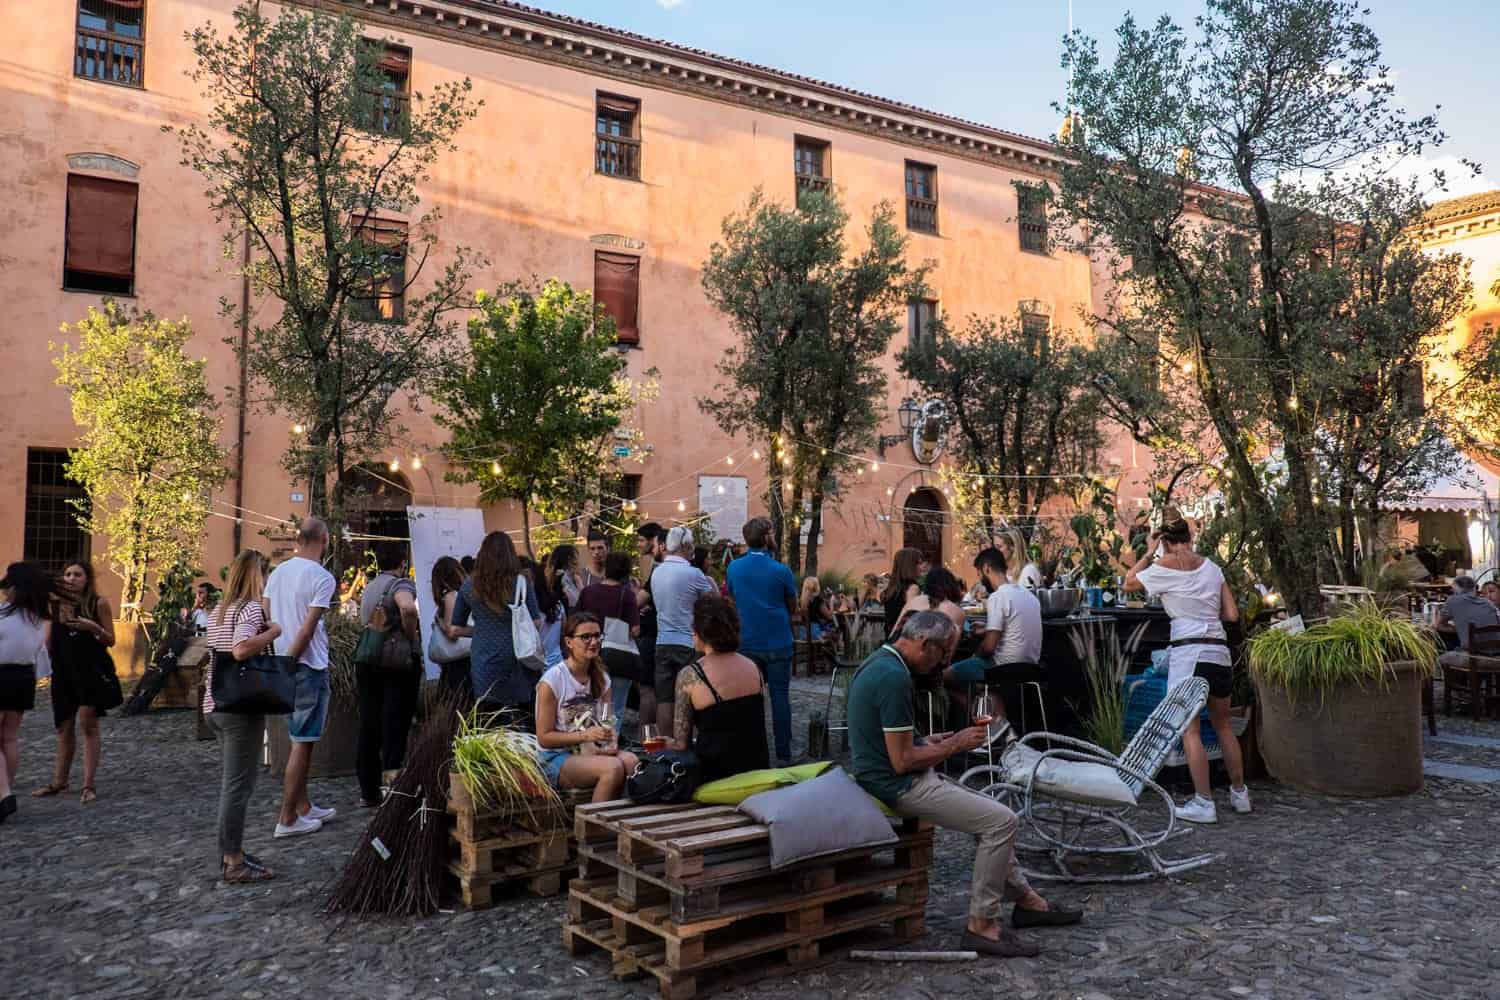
[205,550,282,883]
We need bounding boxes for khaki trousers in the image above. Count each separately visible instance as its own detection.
[894,768,1032,920]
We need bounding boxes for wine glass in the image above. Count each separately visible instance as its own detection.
[596,700,617,753]
[972,686,999,729]
[641,723,665,754]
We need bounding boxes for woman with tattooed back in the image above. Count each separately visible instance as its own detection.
[672,593,769,781]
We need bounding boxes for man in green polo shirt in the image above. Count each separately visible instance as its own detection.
[847,610,1083,957]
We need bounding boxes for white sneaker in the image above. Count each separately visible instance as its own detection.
[1229,785,1252,814]
[274,814,323,838]
[1174,796,1218,825]
[304,804,337,823]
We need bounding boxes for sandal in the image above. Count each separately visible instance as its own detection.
[80,786,97,805]
[32,782,68,798]
[222,856,276,883]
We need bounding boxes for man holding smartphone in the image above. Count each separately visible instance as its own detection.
[847,611,1082,957]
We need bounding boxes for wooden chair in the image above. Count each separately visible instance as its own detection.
[1438,624,1500,720]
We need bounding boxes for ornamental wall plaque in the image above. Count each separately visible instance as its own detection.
[66,153,139,179]
[912,400,949,465]
[590,233,646,250]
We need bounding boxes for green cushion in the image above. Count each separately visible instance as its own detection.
[692,761,834,804]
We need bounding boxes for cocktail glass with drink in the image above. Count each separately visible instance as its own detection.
[641,723,667,754]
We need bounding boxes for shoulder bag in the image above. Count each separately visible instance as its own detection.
[510,574,546,673]
[355,576,420,671]
[427,592,472,664]
[210,603,297,715]
[627,749,703,804]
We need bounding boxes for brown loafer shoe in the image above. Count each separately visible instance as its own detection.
[959,930,1041,958]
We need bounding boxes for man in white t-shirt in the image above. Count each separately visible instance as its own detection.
[265,517,338,839]
[976,548,1042,666]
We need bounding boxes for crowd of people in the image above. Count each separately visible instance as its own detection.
[0,509,1257,957]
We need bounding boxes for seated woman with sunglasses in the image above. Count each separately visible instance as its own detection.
[535,613,640,802]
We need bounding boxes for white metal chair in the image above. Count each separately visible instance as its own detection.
[960,676,1215,883]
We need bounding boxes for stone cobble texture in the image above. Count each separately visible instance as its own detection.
[3,682,1499,1000]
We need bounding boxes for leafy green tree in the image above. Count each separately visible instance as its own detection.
[432,281,654,556]
[171,2,481,569]
[901,312,1109,545]
[702,188,927,574]
[1052,0,1488,615]
[52,302,227,622]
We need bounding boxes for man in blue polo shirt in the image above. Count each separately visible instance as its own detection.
[726,516,798,764]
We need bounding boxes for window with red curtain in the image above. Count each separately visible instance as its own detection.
[594,251,640,344]
[64,173,138,294]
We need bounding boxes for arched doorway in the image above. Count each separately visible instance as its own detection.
[903,488,945,568]
[340,464,412,563]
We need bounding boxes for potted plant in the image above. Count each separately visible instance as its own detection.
[267,609,363,778]
[1248,601,1435,796]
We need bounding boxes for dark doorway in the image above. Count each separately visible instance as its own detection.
[341,464,412,565]
[903,488,945,568]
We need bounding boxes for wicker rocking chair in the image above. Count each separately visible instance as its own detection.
[959,676,1215,883]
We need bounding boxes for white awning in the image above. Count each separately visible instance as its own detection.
[1383,454,1500,514]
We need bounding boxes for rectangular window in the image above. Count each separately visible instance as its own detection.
[64,173,138,294]
[794,137,831,197]
[1021,311,1051,355]
[904,161,938,234]
[908,299,938,356]
[1018,186,1049,254]
[359,42,411,136]
[595,93,641,180]
[618,474,642,502]
[24,450,91,571]
[350,217,407,322]
[594,251,640,344]
[75,0,144,87]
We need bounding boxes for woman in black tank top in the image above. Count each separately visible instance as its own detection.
[672,594,769,781]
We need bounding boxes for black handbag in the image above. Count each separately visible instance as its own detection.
[627,749,703,804]
[209,605,297,714]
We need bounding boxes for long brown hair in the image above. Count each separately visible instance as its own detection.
[431,555,465,607]
[215,550,268,628]
[472,531,522,612]
[61,560,101,622]
[561,612,608,700]
[882,548,924,603]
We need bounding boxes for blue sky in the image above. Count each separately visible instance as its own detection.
[542,0,1497,198]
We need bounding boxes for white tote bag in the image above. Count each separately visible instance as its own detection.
[427,610,472,664]
[510,575,546,673]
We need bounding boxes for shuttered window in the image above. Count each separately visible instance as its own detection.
[350,217,407,322]
[594,251,640,344]
[64,173,138,294]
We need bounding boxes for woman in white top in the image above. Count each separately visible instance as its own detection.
[534,612,640,802]
[995,529,1044,590]
[0,562,52,824]
[1124,518,1250,824]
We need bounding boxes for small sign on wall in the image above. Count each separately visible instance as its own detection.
[290,492,306,503]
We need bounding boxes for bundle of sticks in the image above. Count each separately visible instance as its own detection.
[323,702,462,918]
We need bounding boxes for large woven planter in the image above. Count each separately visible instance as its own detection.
[1254,659,1424,797]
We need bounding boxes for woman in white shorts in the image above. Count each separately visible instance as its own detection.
[1124,518,1250,824]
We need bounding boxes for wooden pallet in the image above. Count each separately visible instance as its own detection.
[564,800,933,999]
[445,779,591,908]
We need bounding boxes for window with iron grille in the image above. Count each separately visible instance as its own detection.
[64,173,138,295]
[1021,310,1051,355]
[359,42,411,136]
[75,0,144,87]
[794,137,831,198]
[1018,185,1049,254]
[904,161,937,234]
[596,93,641,180]
[908,299,939,357]
[24,450,91,571]
[350,217,407,322]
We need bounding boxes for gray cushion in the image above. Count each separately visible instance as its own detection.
[738,765,897,869]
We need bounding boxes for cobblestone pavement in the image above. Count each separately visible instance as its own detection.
[3,681,1500,1000]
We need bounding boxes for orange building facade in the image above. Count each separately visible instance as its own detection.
[5,0,1139,603]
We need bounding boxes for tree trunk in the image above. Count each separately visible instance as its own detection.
[786,478,805,577]
[766,449,785,569]
[520,497,535,558]
[805,484,826,578]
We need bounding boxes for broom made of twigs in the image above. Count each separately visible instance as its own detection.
[323,701,460,919]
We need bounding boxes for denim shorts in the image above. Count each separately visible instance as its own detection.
[287,665,330,743]
[949,656,989,684]
[538,748,572,788]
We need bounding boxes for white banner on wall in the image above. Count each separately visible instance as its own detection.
[406,506,488,680]
[697,475,748,544]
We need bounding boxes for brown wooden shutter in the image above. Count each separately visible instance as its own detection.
[65,175,137,278]
[594,251,640,344]
[597,94,639,115]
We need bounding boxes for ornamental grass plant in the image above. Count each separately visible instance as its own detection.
[1248,600,1436,706]
[450,707,559,820]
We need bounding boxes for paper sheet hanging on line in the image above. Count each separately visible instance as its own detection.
[698,476,747,542]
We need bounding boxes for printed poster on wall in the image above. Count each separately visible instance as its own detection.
[406,506,488,680]
[697,475,748,544]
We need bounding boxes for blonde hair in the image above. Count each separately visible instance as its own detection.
[996,528,1030,583]
[215,550,267,627]
[799,576,821,615]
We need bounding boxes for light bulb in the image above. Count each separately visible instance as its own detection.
[292,423,304,435]
[886,487,894,496]
[411,456,422,470]
[490,461,500,475]
[871,462,879,472]
[1181,360,1195,374]
[717,484,725,494]
[856,467,863,476]
[1287,396,1299,411]
[677,500,686,512]
[783,482,791,493]
[752,449,761,460]
[388,458,400,472]
[820,448,828,457]
[726,456,735,466]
